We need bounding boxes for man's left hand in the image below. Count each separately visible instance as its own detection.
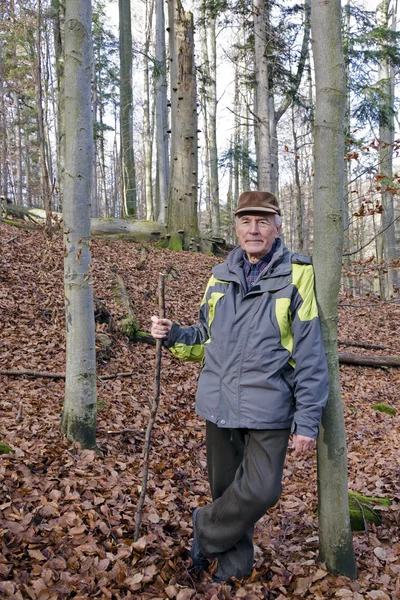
[292,434,316,455]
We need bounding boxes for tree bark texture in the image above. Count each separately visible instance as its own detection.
[119,0,137,217]
[377,0,398,298]
[167,0,199,249]
[200,7,220,236]
[143,0,154,221]
[61,0,97,450]
[311,0,357,579]
[253,0,271,190]
[52,0,65,211]
[35,0,53,238]
[155,0,169,223]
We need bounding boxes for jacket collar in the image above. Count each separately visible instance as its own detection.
[213,238,290,281]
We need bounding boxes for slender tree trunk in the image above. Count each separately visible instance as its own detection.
[0,41,5,206]
[61,0,97,449]
[52,0,65,210]
[253,0,271,189]
[311,0,357,579]
[119,0,136,217]
[377,0,398,298]
[207,14,220,236]
[155,0,169,223]
[166,0,199,249]
[291,105,303,253]
[199,16,211,231]
[14,96,23,206]
[242,98,250,191]
[233,63,240,204]
[36,0,53,237]
[143,0,154,220]
[92,69,100,218]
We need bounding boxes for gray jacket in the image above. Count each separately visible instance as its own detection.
[166,240,329,439]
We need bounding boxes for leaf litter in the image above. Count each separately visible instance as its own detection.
[0,223,399,599]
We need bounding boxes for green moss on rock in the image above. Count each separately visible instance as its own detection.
[121,316,139,340]
[0,441,13,454]
[349,491,391,531]
[371,403,396,416]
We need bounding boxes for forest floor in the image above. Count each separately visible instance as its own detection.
[0,222,399,600]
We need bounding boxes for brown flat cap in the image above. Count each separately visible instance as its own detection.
[234,191,281,216]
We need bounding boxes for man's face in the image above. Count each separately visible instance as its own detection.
[234,212,281,263]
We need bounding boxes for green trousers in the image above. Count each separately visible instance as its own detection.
[196,421,290,581]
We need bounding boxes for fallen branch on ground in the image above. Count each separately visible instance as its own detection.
[0,370,138,380]
[339,353,400,368]
[339,339,400,352]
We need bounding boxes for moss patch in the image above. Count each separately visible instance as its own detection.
[120,316,139,340]
[167,233,183,251]
[349,491,391,531]
[0,441,13,454]
[3,219,39,230]
[371,403,396,416]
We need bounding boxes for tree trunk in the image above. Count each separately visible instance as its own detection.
[119,0,137,217]
[206,13,220,236]
[61,0,97,450]
[52,0,65,211]
[36,0,53,237]
[155,0,169,223]
[311,0,357,579]
[377,0,398,299]
[143,0,154,221]
[292,104,304,253]
[166,0,199,250]
[253,0,271,190]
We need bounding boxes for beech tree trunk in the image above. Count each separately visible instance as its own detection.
[377,0,398,299]
[155,0,169,223]
[52,0,65,210]
[36,0,53,237]
[119,0,137,217]
[311,0,357,578]
[61,0,97,449]
[166,0,199,250]
[200,5,220,236]
[253,0,271,190]
[143,0,154,221]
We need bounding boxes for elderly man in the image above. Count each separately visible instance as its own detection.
[151,191,329,584]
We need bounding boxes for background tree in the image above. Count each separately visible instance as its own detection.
[61,0,97,449]
[311,0,357,578]
[154,0,169,223]
[166,0,199,250]
[198,0,221,236]
[119,0,136,217]
[377,0,398,298]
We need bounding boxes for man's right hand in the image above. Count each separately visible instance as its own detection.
[151,316,173,339]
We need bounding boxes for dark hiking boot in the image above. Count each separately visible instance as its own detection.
[190,507,209,573]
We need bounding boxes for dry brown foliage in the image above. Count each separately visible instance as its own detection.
[0,223,399,599]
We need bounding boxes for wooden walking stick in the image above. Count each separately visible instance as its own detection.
[134,272,166,541]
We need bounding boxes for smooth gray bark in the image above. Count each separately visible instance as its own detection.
[377,0,398,298]
[311,0,357,579]
[253,0,271,189]
[200,8,220,236]
[119,0,137,217]
[61,0,97,449]
[143,0,154,221]
[36,0,53,236]
[155,0,169,223]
